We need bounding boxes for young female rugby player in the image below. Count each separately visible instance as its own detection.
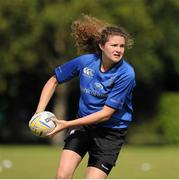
[35,15,135,179]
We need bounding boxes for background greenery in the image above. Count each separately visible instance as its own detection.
[0,1,179,178]
[0,0,179,144]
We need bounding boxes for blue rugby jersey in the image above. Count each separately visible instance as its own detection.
[54,54,136,128]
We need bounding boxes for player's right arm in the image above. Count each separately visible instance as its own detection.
[35,75,58,113]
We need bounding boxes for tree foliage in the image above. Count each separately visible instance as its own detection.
[0,0,178,143]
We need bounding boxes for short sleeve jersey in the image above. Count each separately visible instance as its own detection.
[54,54,136,128]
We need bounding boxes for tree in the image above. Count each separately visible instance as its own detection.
[0,0,178,144]
[145,0,179,90]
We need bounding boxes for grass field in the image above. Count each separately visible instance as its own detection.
[0,144,179,179]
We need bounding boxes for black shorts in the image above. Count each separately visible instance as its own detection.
[63,125,128,175]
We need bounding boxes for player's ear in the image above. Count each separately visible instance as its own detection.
[98,43,104,51]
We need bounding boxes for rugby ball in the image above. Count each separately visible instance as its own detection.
[29,111,56,137]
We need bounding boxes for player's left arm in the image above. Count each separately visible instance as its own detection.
[47,105,116,136]
[70,105,116,125]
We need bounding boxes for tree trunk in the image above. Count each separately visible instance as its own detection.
[50,83,68,146]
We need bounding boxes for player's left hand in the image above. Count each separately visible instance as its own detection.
[46,119,68,137]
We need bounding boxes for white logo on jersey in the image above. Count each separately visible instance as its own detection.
[94,82,103,90]
[83,67,94,77]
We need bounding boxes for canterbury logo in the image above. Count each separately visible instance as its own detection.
[83,67,94,77]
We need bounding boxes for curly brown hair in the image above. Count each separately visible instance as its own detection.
[71,15,134,54]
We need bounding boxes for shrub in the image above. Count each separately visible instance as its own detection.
[157,92,179,144]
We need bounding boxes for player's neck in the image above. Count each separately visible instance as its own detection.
[100,57,115,72]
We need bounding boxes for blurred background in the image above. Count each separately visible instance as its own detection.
[0,0,179,178]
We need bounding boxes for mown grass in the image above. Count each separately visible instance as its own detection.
[0,144,179,179]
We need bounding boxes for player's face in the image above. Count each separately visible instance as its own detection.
[99,35,125,64]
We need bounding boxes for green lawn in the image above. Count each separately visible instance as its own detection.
[0,144,179,179]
